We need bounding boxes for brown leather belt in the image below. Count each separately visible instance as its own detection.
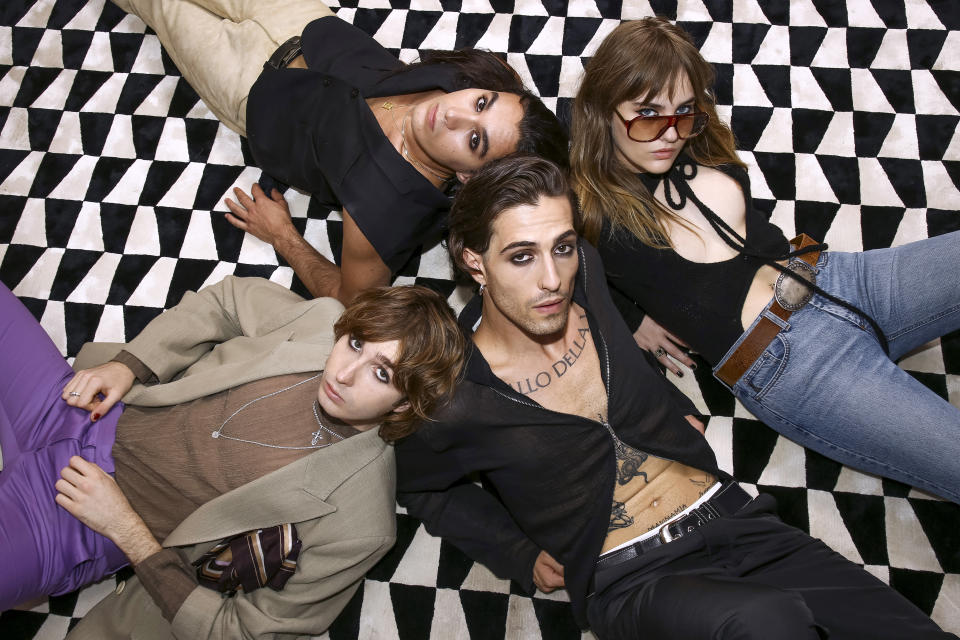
[715,233,821,387]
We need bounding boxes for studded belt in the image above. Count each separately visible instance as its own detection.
[265,36,303,70]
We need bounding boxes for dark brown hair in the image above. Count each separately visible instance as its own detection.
[446,155,579,280]
[334,286,465,442]
[570,17,743,245]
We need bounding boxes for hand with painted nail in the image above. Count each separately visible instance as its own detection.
[62,361,135,422]
[632,315,696,377]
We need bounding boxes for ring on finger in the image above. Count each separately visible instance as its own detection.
[654,347,667,359]
[69,391,81,397]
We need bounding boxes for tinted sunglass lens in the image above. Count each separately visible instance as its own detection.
[629,118,665,142]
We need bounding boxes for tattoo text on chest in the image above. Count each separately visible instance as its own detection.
[512,316,590,395]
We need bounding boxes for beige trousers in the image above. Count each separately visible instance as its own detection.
[112,0,333,135]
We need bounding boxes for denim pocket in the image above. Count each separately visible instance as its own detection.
[743,334,788,399]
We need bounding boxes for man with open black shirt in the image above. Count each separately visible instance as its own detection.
[395,156,953,640]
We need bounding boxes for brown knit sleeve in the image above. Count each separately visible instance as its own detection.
[111,350,157,384]
[133,548,198,622]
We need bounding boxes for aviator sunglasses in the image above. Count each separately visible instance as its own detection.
[615,110,710,142]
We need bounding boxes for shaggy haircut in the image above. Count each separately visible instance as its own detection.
[446,155,580,281]
[334,285,465,442]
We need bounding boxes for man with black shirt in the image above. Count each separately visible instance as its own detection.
[395,156,954,639]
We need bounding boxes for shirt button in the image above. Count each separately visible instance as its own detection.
[115,580,126,595]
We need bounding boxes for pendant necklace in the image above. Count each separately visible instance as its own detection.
[211,373,344,450]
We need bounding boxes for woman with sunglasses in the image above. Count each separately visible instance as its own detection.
[571,17,960,503]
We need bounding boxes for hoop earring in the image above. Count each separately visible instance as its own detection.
[478,284,486,296]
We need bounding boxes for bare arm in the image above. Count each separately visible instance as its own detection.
[224,185,390,303]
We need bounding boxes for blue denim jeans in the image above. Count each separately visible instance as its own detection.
[713,230,960,503]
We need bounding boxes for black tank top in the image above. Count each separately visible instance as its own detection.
[598,159,788,365]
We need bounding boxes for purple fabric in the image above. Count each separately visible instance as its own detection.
[0,284,127,610]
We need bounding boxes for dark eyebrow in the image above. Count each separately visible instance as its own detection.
[478,92,500,159]
[632,96,695,112]
[374,353,395,370]
[498,229,577,255]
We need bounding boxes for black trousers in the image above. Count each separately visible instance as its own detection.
[586,494,955,640]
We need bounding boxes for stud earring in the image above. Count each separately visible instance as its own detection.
[478,284,486,296]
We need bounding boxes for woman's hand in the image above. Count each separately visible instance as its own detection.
[63,361,135,422]
[532,550,565,593]
[632,316,696,376]
[224,184,299,248]
[55,456,161,565]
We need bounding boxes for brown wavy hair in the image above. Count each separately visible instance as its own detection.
[570,17,743,246]
[334,286,465,442]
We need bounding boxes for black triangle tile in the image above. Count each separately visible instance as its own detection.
[927,207,960,237]
[99,203,138,254]
[410,277,457,300]
[152,203,191,255]
[0,244,46,290]
[676,21,711,51]
[753,65,791,108]
[0,148,30,187]
[879,476,911,498]
[47,0,85,29]
[438,0,461,10]
[0,104,8,137]
[107,254,160,305]
[931,70,960,112]
[327,583,363,640]
[730,105,773,151]
[561,17,602,57]
[860,206,904,250]
[532,598,579,638]
[404,12,445,51]
[791,108,833,154]
[868,0,906,29]
[916,115,959,161]
[905,370,948,402]
[460,590,510,640]
[455,13,495,49]
[61,29,96,70]
[436,539,476,590]
[96,0,129,31]
[109,32,146,74]
[130,114,166,160]
[755,485,809,533]
[910,499,960,573]
[0,609,47,640]
[692,354,735,416]
[509,15,550,53]
[488,0,515,14]
[816,155,860,204]
[166,78,201,119]
[758,0,789,25]
[940,326,960,376]
[11,26,43,67]
[238,133,257,167]
[542,0,568,17]
[870,70,915,114]
[84,156,136,203]
[752,151,796,200]
[27,107,63,151]
[115,73,165,115]
[809,67,852,111]
[44,198,84,248]
[209,210,245,264]
[846,27,885,69]
[794,201,841,242]
[732,417,779,484]
[525,54,561,98]
[232,263,278,279]
[16,296,47,325]
[878,158,925,208]
[13,67,62,108]
[832,492,888,565]
[927,0,960,29]
[28,153,81,199]
[122,305,163,342]
[64,69,112,111]
[63,301,104,357]
[165,259,219,308]
[138,162,189,207]
[888,568,944,616]
[711,62,733,106]
[700,0,731,22]
[788,27,827,67]
[193,164,243,210]
[595,0,622,20]
[852,111,894,158]
[732,23,770,65]
[366,514,422,583]
[349,8,393,44]
[648,0,677,21]
[907,29,948,70]
[78,111,114,156]
[804,448,843,491]
[390,583,435,640]
[0,194,27,243]
[809,0,847,27]
[0,4,32,26]
[942,160,960,194]
[50,248,101,300]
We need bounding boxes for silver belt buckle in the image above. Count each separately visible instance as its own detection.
[775,260,816,310]
[658,521,678,544]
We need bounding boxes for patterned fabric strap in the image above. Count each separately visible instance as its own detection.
[194,523,302,594]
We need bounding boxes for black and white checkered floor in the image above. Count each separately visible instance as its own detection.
[1,0,958,638]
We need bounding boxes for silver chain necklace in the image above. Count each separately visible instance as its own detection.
[210,373,344,450]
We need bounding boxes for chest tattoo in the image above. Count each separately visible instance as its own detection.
[511,315,591,395]
[614,439,649,486]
